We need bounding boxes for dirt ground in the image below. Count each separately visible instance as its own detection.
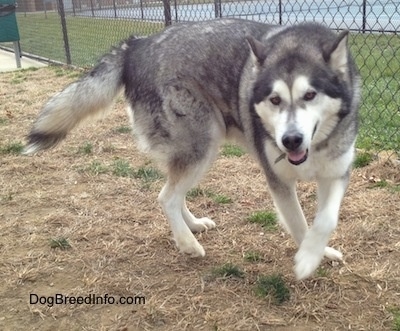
[1,67,399,331]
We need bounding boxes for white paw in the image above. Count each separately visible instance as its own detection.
[187,217,216,233]
[324,246,343,261]
[294,245,325,280]
[174,236,205,257]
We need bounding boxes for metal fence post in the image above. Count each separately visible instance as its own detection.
[89,0,95,17]
[57,0,71,64]
[362,0,367,33]
[113,0,117,18]
[173,0,178,22]
[163,0,172,26]
[279,0,282,25]
[214,0,221,18]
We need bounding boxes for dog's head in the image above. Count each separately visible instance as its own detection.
[247,24,354,165]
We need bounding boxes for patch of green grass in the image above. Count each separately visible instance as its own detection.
[0,117,8,125]
[394,316,400,331]
[368,180,400,193]
[112,159,135,178]
[0,141,24,154]
[0,193,13,204]
[212,194,232,204]
[187,187,208,199]
[394,314,400,331]
[20,67,40,72]
[388,307,400,331]
[86,160,109,175]
[133,166,163,182]
[350,33,400,153]
[101,144,116,153]
[10,72,27,84]
[315,266,329,278]
[50,237,71,250]
[370,180,389,189]
[115,126,132,134]
[255,274,290,304]
[54,67,71,77]
[78,141,93,155]
[248,211,278,231]
[244,251,261,262]
[220,144,245,157]
[392,185,400,193]
[211,263,245,279]
[15,12,164,67]
[353,151,374,168]
[186,187,232,204]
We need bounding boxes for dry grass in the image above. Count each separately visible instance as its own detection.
[0,67,399,331]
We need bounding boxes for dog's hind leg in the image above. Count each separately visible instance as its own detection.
[158,141,220,257]
[150,80,224,256]
[182,198,216,233]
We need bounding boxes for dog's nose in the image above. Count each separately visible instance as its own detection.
[282,132,303,151]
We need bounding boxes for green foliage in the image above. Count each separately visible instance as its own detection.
[248,211,278,231]
[50,237,71,250]
[221,144,245,157]
[353,151,374,168]
[186,187,233,204]
[212,194,233,204]
[388,307,400,331]
[86,160,109,175]
[367,179,400,192]
[112,159,135,177]
[211,263,245,279]
[0,117,8,125]
[186,187,209,199]
[78,141,93,155]
[316,266,329,278]
[255,274,290,304]
[115,126,132,134]
[15,12,163,66]
[244,251,261,262]
[0,141,24,154]
[133,166,163,182]
[350,33,400,153]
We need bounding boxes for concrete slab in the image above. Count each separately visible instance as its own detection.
[0,49,47,72]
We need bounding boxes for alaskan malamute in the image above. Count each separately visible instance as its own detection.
[24,19,360,280]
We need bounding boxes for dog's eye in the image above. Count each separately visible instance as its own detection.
[270,96,281,105]
[303,91,317,101]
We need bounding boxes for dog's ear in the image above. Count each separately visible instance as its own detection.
[324,30,349,77]
[246,36,267,66]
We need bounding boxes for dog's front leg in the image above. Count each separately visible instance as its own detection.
[268,180,308,247]
[294,175,349,280]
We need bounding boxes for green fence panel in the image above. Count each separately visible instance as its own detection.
[0,0,20,42]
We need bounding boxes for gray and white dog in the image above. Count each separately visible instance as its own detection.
[24,18,360,280]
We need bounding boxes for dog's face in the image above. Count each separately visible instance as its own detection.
[247,27,350,165]
[253,75,342,165]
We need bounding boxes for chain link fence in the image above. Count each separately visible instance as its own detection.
[2,0,400,156]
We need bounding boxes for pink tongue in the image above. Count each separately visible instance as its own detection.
[288,150,307,162]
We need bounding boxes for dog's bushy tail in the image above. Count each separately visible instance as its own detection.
[23,44,127,154]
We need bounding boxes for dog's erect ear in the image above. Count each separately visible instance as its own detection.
[246,35,267,66]
[324,30,349,77]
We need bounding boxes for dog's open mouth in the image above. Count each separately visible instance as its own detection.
[287,149,308,165]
